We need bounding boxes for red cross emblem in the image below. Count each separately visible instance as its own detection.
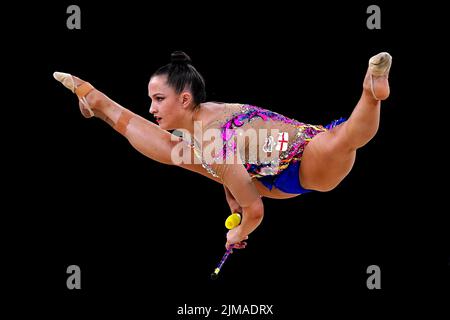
[276,132,289,151]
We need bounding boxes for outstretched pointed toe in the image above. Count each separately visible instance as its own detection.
[53,72,76,93]
[53,71,96,118]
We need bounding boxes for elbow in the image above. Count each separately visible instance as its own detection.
[247,198,264,220]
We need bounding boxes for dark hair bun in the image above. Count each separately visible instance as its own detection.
[170,51,192,65]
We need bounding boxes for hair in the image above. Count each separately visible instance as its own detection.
[152,51,206,108]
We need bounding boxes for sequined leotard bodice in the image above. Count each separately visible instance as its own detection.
[189,103,344,180]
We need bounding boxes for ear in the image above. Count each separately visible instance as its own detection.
[180,91,193,109]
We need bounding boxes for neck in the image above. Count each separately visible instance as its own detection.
[181,103,208,136]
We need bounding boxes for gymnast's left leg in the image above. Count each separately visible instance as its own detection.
[53,72,229,183]
[299,52,392,192]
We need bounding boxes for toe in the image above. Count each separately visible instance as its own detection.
[369,52,392,77]
[53,72,76,93]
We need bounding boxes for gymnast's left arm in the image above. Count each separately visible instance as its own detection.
[211,161,264,248]
[227,195,264,249]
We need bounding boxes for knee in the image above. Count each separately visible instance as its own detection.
[152,154,172,165]
[157,144,176,166]
[160,158,174,166]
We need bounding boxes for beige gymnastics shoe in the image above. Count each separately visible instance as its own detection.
[53,72,95,118]
[368,52,392,100]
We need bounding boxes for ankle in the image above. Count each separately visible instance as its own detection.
[361,89,379,104]
[363,72,390,101]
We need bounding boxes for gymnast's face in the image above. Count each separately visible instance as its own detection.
[148,75,192,130]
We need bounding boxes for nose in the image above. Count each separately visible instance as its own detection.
[149,102,156,114]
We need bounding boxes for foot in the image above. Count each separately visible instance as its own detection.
[53,72,99,118]
[363,52,392,101]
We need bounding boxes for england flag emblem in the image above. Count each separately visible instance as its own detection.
[275,132,289,151]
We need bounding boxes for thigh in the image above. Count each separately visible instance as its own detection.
[299,126,356,191]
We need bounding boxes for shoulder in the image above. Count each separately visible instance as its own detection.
[201,102,246,130]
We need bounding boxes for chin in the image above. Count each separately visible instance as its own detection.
[158,122,172,131]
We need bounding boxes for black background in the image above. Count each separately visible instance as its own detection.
[4,1,447,318]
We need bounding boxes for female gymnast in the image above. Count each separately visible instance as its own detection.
[53,51,391,250]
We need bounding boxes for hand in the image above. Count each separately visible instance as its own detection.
[226,227,248,250]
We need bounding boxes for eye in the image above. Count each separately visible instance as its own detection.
[156,97,164,102]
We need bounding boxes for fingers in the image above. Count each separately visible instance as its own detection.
[231,207,242,214]
[225,241,247,250]
[234,241,247,249]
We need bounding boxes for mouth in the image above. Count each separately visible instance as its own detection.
[154,116,162,123]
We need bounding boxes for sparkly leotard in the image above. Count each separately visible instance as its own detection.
[189,103,345,194]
